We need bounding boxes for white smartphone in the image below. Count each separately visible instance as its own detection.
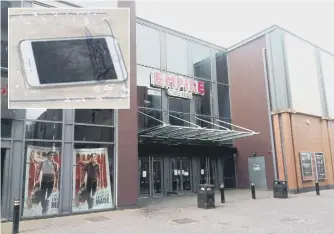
[19,36,127,88]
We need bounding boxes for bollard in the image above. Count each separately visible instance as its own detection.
[12,199,20,234]
[315,181,320,196]
[220,183,225,203]
[251,182,256,200]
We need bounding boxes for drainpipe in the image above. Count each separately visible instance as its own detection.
[262,48,278,180]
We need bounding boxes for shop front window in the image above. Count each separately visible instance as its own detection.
[196,115,213,128]
[215,51,229,84]
[22,141,62,217]
[73,110,115,212]
[169,112,190,127]
[72,143,114,212]
[138,108,162,131]
[26,109,63,122]
[190,42,211,80]
[136,24,161,69]
[194,81,211,115]
[75,109,114,126]
[217,84,231,119]
[1,118,12,138]
[137,65,162,109]
[168,96,190,113]
[25,121,62,140]
[166,33,188,75]
[74,125,114,142]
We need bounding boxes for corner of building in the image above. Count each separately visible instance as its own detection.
[227,35,275,189]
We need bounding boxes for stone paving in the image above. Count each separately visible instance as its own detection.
[1,189,334,234]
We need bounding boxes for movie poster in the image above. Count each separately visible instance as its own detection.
[72,148,113,212]
[23,145,61,217]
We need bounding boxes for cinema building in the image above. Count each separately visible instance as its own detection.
[1,0,334,222]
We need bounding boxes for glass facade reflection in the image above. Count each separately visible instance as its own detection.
[136,23,161,69]
[136,21,231,133]
[215,51,229,85]
[166,34,188,75]
[190,42,211,80]
[137,66,162,109]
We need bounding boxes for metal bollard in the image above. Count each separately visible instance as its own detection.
[315,181,320,196]
[251,182,256,200]
[220,183,225,203]
[12,199,20,234]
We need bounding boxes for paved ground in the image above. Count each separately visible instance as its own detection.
[2,189,334,234]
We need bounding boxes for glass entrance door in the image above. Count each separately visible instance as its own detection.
[139,157,163,198]
[199,157,218,188]
[170,157,192,194]
[139,157,150,197]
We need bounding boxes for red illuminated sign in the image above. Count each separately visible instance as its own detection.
[150,72,205,99]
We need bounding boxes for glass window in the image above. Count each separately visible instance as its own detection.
[138,108,162,131]
[190,42,211,80]
[284,33,322,116]
[217,118,232,130]
[74,125,114,142]
[168,97,190,113]
[217,84,231,119]
[72,143,114,211]
[1,40,8,74]
[169,112,190,126]
[75,109,114,126]
[1,118,12,138]
[137,65,162,109]
[136,24,161,69]
[215,51,229,84]
[25,121,62,140]
[22,141,61,217]
[194,81,211,115]
[196,115,213,128]
[166,33,188,75]
[25,109,63,121]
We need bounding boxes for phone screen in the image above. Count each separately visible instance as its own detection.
[31,38,118,84]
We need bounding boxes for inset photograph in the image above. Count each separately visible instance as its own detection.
[8,7,130,109]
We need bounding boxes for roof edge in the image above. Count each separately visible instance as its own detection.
[227,25,279,52]
[136,17,227,51]
[279,27,334,57]
[227,24,334,57]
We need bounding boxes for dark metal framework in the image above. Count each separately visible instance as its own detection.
[138,110,259,143]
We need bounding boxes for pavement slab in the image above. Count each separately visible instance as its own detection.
[1,189,334,234]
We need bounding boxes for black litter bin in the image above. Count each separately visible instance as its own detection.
[273,180,288,198]
[197,184,215,209]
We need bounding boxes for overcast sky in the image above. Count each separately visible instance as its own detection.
[136,0,334,53]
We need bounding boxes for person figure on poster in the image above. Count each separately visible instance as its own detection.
[31,151,59,215]
[77,153,100,209]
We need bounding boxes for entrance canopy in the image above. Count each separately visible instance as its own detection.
[138,111,259,143]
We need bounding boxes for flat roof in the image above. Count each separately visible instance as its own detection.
[227,24,334,57]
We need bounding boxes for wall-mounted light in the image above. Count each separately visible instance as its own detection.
[252,151,257,157]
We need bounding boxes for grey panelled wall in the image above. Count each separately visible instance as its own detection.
[8,119,25,219]
[60,109,74,213]
[266,28,332,117]
[265,29,291,112]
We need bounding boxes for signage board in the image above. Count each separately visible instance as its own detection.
[299,152,314,181]
[150,71,205,99]
[314,152,327,180]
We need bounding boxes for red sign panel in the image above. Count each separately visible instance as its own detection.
[150,72,205,99]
